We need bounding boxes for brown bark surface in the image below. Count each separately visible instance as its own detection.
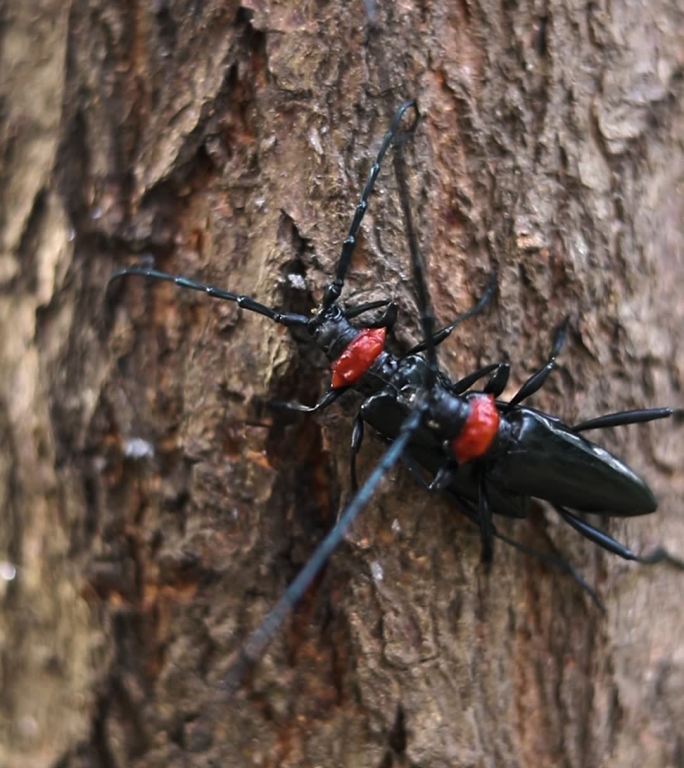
[1,1,682,766]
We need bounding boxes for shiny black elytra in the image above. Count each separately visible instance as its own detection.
[108,100,681,690]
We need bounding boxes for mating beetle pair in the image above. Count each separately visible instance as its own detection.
[109,100,679,688]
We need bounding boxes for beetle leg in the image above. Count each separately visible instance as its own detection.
[350,415,365,493]
[555,506,638,559]
[505,319,569,409]
[270,387,346,414]
[344,299,399,331]
[405,273,497,355]
[492,526,604,610]
[400,453,431,490]
[427,463,455,491]
[344,299,393,318]
[399,461,605,608]
[448,361,511,396]
[478,472,494,564]
[483,363,511,397]
[556,505,684,569]
[450,363,501,395]
[365,301,399,331]
[635,547,684,569]
[572,407,672,433]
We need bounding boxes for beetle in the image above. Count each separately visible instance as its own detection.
[109,99,680,689]
[352,325,674,560]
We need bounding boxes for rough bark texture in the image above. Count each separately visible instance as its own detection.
[1,1,682,766]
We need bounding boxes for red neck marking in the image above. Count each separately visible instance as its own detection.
[451,394,500,463]
[331,328,387,389]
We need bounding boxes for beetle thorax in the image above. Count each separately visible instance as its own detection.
[309,306,359,361]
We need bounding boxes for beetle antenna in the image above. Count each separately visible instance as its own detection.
[107,266,309,327]
[322,100,419,309]
[221,399,428,695]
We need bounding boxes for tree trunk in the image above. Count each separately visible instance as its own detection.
[1,1,682,766]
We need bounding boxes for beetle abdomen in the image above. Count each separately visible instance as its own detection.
[489,409,658,515]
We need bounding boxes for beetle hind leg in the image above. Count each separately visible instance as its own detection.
[556,505,684,570]
[399,456,603,606]
[555,506,638,560]
[493,527,604,610]
[635,547,684,569]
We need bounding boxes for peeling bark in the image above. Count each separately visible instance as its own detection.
[1,1,682,766]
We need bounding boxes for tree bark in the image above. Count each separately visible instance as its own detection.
[1,1,682,766]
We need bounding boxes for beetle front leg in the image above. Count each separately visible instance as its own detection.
[365,301,398,331]
[270,387,347,414]
[344,299,399,333]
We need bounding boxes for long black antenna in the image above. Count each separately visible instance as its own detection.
[222,400,428,693]
[108,267,310,327]
[364,4,438,385]
[392,142,438,382]
[323,100,419,308]
[221,5,439,696]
